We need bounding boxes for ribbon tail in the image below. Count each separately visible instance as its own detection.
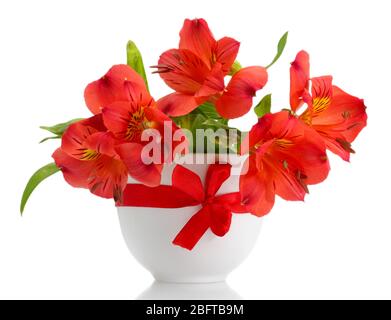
[209,205,232,237]
[172,207,210,251]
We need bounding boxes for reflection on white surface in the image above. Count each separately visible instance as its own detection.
[137,281,242,300]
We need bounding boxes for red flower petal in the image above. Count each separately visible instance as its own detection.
[116,142,163,187]
[61,120,116,160]
[264,112,329,188]
[144,106,172,124]
[312,86,367,161]
[156,49,210,94]
[172,165,205,203]
[179,18,216,69]
[214,37,240,74]
[294,127,330,185]
[84,132,118,157]
[84,65,149,115]
[300,77,367,161]
[103,101,177,152]
[240,114,274,155]
[329,86,367,143]
[52,148,128,201]
[81,114,107,132]
[311,76,333,104]
[156,93,201,117]
[102,101,145,142]
[271,160,308,201]
[240,156,275,217]
[290,50,310,112]
[300,76,333,124]
[86,155,128,201]
[323,137,352,162]
[195,62,225,99]
[52,148,92,189]
[61,122,99,160]
[240,111,330,216]
[266,111,330,185]
[123,79,154,107]
[215,66,268,119]
[56,116,127,200]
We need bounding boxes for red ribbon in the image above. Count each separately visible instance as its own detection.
[117,163,247,250]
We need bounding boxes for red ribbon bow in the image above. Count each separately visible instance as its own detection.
[118,163,247,250]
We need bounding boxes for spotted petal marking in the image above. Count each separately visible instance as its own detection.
[299,76,333,125]
[125,108,148,141]
[310,76,333,115]
[275,139,295,149]
[312,96,331,113]
[78,149,101,161]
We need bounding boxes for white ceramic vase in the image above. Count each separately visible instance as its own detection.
[117,154,262,283]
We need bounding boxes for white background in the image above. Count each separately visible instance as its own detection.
[1,0,390,300]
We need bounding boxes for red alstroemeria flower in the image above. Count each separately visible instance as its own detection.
[52,115,128,201]
[290,51,367,161]
[240,111,330,217]
[102,100,181,186]
[84,64,153,115]
[84,64,187,186]
[154,18,268,119]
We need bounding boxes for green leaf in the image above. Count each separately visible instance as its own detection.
[201,119,230,129]
[201,118,242,153]
[20,163,60,215]
[40,118,84,136]
[266,31,289,69]
[196,102,228,124]
[173,101,227,130]
[254,94,272,118]
[127,40,149,91]
[205,128,242,152]
[172,101,242,153]
[173,113,204,152]
[191,114,207,132]
[229,60,242,76]
[39,136,61,144]
[193,115,242,153]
